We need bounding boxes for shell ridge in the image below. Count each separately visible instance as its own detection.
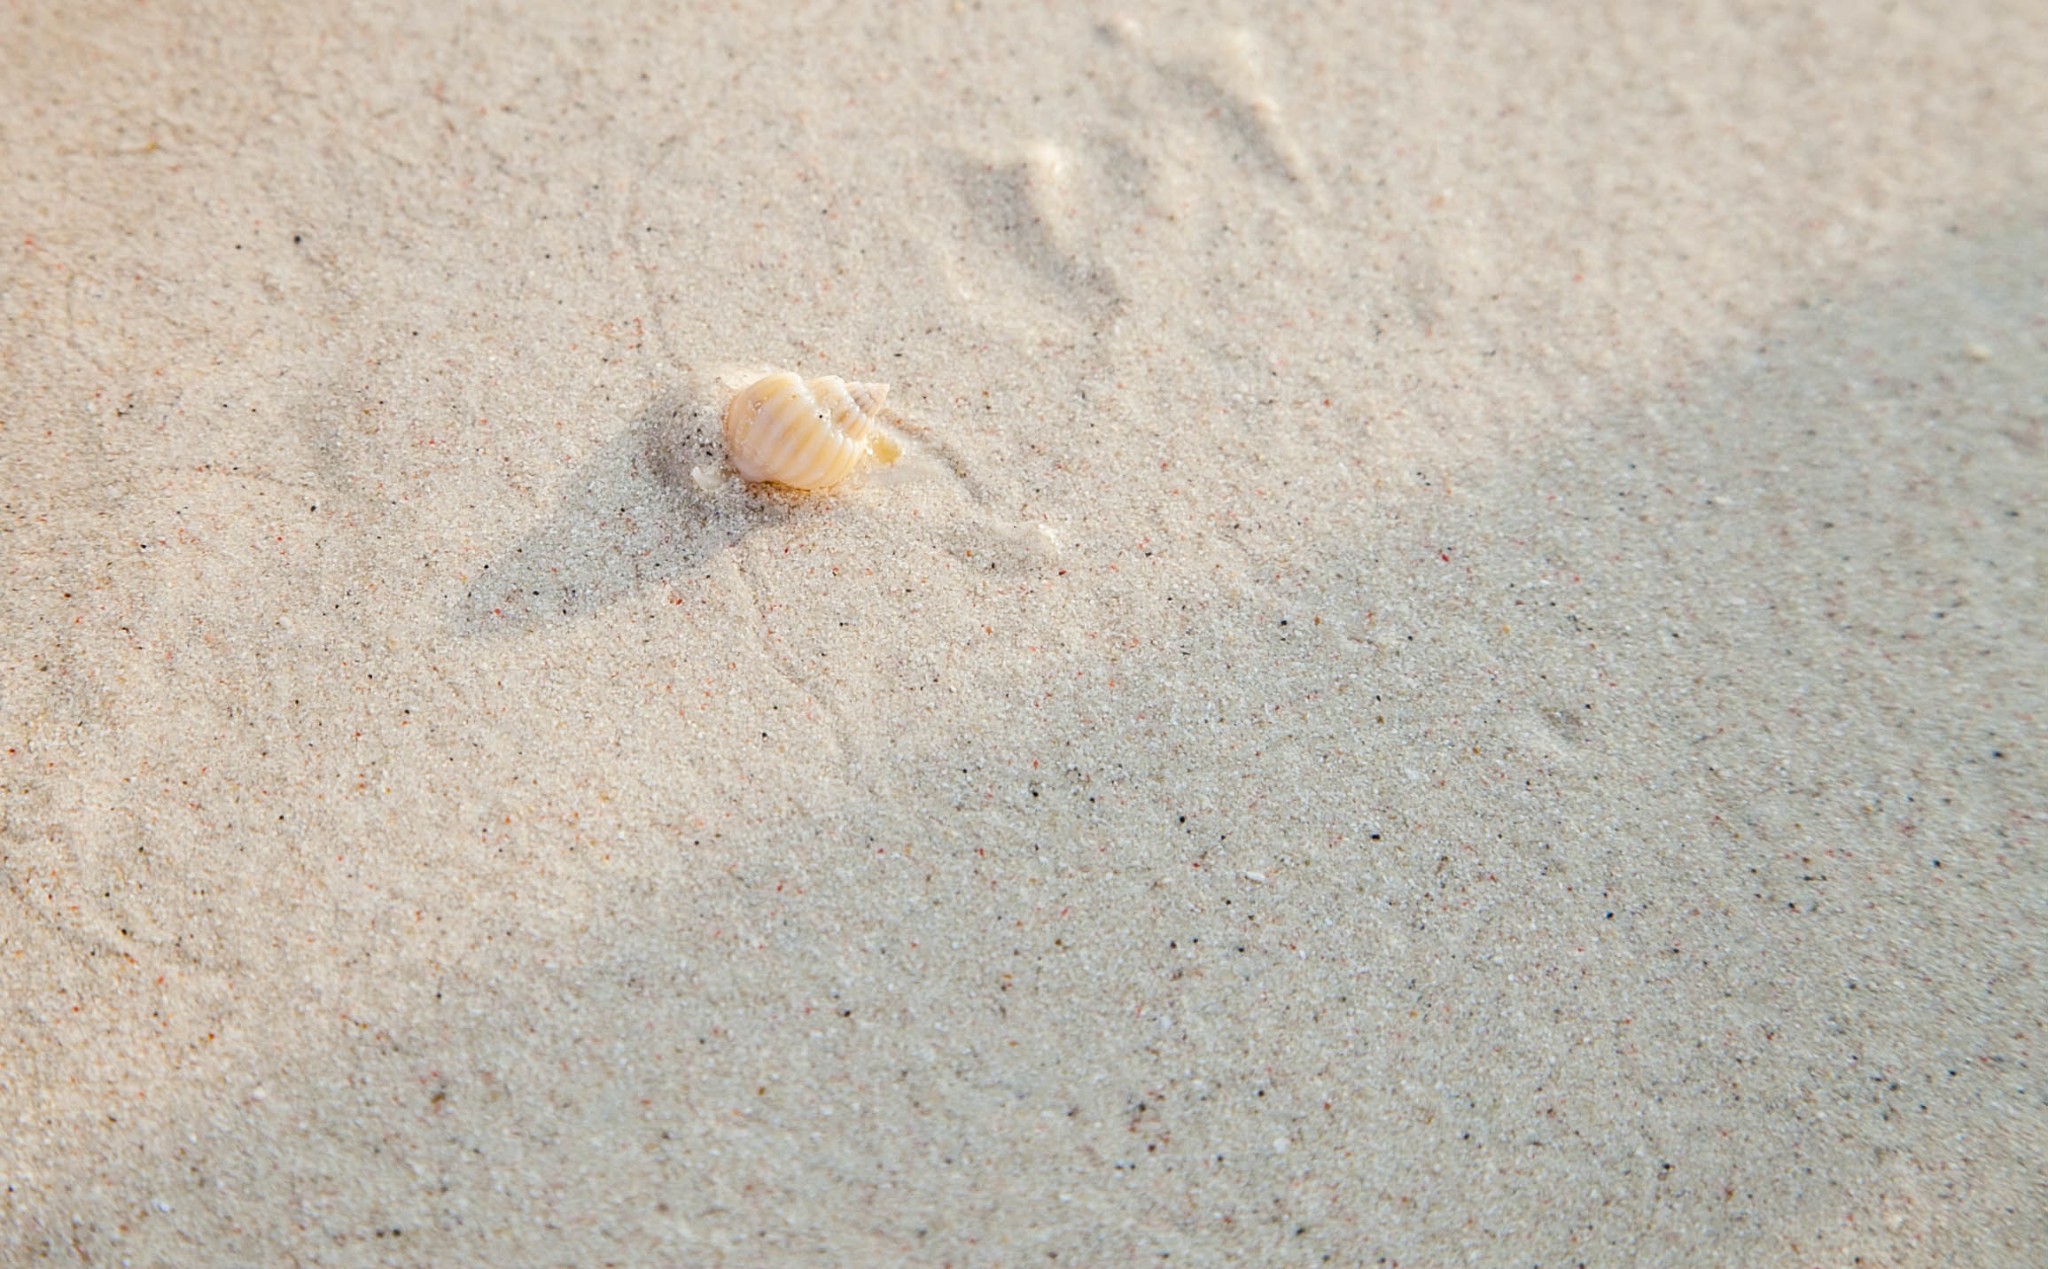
[810,377,872,444]
[765,379,832,483]
[763,387,825,481]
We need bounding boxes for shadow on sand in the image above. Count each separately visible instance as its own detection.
[447,383,784,637]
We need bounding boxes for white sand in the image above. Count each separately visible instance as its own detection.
[4,1,2045,1263]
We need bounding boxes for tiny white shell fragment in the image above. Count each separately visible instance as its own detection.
[1033,523,1062,560]
[722,372,902,490]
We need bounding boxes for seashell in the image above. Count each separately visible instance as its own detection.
[722,372,902,490]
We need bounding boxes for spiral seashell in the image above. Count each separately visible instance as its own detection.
[722,372,902,490]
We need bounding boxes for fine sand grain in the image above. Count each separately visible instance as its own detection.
[4,2,2045,1264]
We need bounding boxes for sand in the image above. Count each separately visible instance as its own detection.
[3,1,2044,1264]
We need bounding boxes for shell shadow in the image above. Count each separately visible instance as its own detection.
[449,386,771,638]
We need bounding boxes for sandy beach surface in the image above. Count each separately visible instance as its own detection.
[4,2,2045,1264]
